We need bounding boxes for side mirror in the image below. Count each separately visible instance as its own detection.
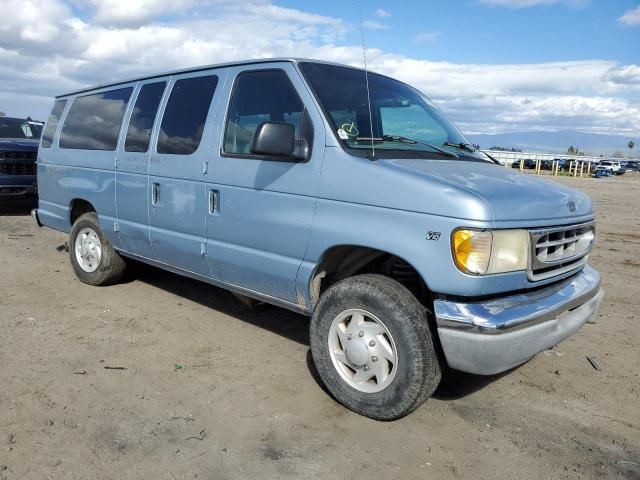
[251,122,297,158]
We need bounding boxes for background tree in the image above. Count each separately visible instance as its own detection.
[629,141,635,158]
[567,145,575,154]
[612,150,625,158]
[0,111,5,117]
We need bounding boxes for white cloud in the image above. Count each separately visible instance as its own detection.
[444,95,640,136]
[362,20,388,30]
[478,0,587,8]
[0,0,73,47]
[0,0,637,138]
[413,32,440,45]
[87,0,202,26]
[375,8,391,17]
[603,64,640,86]
[362,56,640,99]
[619,6,640,26]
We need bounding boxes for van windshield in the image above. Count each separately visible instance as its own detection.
[299,62,482,160]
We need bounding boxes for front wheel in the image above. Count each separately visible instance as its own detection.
[69,212,126,286]
[310,274,441,420]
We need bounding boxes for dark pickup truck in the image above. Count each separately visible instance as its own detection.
[0,117,43,196]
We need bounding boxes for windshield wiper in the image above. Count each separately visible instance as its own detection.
[385,135,459,158]
[443,142,477,153]
[443,142,499,164]
[481,151,502,165]
[444,142,501,165]
[356,135,458,158]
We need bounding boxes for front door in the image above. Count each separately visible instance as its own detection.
[204,63,324,304]
[148,71,226,275]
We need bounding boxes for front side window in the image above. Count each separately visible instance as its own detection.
[125,82,166,153]
[300,62,482,160]
[157,75,218,155]
[223,70,311,158]
[60,88,133,151]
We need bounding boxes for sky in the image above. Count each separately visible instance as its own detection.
[0,0,638,138]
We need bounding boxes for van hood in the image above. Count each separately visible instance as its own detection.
[390,159,593,223]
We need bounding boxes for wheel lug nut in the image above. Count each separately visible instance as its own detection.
[369,340,376,347]
[363,365,370,371]
[358,331,364,337]
[372,356,378,362]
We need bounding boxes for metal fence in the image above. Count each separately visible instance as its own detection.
[482,150,604,167]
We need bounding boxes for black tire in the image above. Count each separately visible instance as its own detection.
[69,212,126,286]
[310,274,441,420]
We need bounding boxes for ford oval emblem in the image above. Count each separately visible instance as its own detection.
[567,200,576,212]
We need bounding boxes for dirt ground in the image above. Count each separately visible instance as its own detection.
[1,174,639,480]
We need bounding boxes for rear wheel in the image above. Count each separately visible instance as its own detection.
[310,274,441,420]
[69,212,126,286]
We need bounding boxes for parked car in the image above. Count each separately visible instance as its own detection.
[624,160,640,172]
[563,158,599,172]
[598,160,625,175]
[540,159,555,170]
[592,165,614,178]
[586,159,600,169]
[0,116,42,196]
[552,158,572,171]
[511,158,536,169]
[32,58,603,420]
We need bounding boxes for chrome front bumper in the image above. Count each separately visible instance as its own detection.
[434,265,603,375]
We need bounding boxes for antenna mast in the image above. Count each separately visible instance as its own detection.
[358,7,375,158]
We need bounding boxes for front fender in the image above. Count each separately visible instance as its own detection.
[295,198,492,309]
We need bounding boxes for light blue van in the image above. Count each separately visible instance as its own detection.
[33,59,603,420]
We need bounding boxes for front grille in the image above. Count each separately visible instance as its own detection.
[0,151,37,160]
[0,161,36,176]
[529,222,595,281]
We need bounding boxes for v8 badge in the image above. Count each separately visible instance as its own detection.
[426,231,441,241]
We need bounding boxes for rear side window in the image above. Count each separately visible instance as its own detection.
[223,70,307,156]
[125,82,166,153]
[157,75,218,155]
[41,100,67,148]
[60,87,133,151]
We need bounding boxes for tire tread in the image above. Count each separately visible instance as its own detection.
[69,212,126,286]
[310,274,441,420]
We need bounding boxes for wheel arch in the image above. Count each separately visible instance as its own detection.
[307,244,433,310]
[69,198,97,226]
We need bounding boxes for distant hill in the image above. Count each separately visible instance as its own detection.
[466,130,636,156]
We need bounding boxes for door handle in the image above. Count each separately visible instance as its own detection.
[152,183,160,205]
[209,190,218,214]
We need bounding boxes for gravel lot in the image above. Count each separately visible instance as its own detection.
[1,174,639,480]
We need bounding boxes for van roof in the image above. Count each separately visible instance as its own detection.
[56,58,366,98]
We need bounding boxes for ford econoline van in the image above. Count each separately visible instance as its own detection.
[33,59,603,420]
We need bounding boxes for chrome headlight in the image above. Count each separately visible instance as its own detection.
[452,229,529,275]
